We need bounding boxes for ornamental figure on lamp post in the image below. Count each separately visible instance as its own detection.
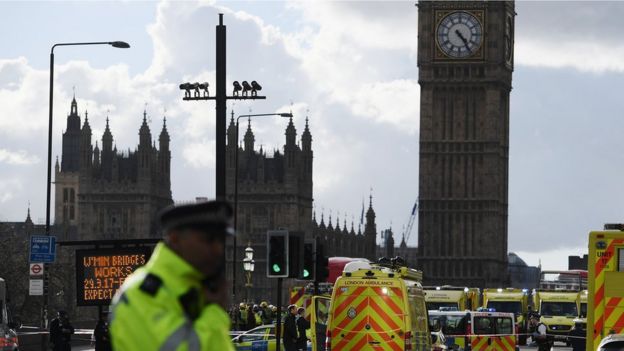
[243,244,255,303]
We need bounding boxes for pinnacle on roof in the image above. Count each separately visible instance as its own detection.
[160,116,169,141]
[82,110,91,131]
[302,115,311,136]
[25,202,33,224]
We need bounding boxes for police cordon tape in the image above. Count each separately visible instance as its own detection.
[432,333,586,339]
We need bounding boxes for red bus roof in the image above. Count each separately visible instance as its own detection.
[328,257,369,284]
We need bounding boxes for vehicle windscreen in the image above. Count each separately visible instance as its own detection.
[540,302,577,317]
[487,301,522,315]
[426,302,459,311]
[428,314,468,336]
[473,316,513,335]
[599,341,624,351]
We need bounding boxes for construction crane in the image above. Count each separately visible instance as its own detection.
[401,200,418,245]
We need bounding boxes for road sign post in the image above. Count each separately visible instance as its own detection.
[30,263,44,277]
[29,279,44,296]
[30,236,56,263]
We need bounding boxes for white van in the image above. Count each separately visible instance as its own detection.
[428,310,518,351]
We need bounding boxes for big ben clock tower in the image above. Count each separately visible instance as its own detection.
[416,1,515,287]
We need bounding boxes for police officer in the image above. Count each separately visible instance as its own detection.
[50,311,74,351]
[296,307,310,351]
[530,314,551,351]
[109,200,235,351]
[283,305,299,351]
[569,320,586,351]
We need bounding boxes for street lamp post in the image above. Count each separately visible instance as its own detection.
[243,244,255,303]
[45,41,129,332]
[232,112,292,300]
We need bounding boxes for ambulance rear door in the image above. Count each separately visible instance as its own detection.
[469,313,516,351]
[311,296,330,351]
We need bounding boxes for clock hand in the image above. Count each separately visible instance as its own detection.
[455,29,471,50]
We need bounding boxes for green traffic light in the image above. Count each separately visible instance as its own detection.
[272,264,281,273]
[303,269,310,278]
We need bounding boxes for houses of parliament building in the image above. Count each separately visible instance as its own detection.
[52,98,379,302]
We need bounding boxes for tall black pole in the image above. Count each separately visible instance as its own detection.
[233,120,240,300]
[276,277,283,351]
[216,13,226,201]
[42,49,54,351]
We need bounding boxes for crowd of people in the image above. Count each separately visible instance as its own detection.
[229,301,311,351]
[229,301,280,330]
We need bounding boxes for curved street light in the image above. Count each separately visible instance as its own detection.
[232,112,293,299]
[44,40,130,330]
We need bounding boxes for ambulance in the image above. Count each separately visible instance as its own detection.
[424,286,480,312]
[586,227,624,351]
[579,289,588,328]
[482,288,529,345]
[0,278,19,351]
[317,259,431,351]
[290,283,333,321]
[533,270,586,345]
[290,257,368,320]
[428,310,518,351]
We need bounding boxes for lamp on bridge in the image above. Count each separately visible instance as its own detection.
[243,244,255,303]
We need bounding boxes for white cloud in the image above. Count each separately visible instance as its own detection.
[182,139,216,168]
[515,1,624,73]
[516,40,624,74]
[0,179,22,205]
[0,149,39,165]
[515,247,586,271]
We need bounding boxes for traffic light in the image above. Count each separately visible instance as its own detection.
[288,231,304,279]
[267,230,288,277]
[315,240,330,282]
[300,240,316,280]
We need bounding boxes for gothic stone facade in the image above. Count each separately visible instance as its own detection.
[416,1,514,287]
[54,97,172,240]
[224,115,377,303]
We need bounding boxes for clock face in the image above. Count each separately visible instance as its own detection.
[436,11,483,59]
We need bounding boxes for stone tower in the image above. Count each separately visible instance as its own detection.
[54,98,172,240]
[225,114,313,302]
[416,1,514,287]
[363,195,377,261]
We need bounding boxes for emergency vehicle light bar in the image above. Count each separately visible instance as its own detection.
[604,223,624,231]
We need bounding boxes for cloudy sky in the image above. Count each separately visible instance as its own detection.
[0,1,622,270]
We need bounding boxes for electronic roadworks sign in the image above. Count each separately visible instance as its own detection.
[75,247,152,306]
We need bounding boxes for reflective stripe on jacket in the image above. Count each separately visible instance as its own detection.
[109,242,235,351]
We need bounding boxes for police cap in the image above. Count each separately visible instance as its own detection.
[159,200,234,236]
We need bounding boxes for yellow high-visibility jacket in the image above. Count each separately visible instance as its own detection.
[109,242,234,351]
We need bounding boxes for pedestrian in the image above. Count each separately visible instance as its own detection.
[239,303,249,331]
[49,311,74,351]
[569,320,586,351]
[253,305,263,326]
[529,314,551,351]
[109,200,236,351]
[296,307,310,351]
[93,314,112,351]
[246,304,256,330]
[283,304,299,351]
[260,301,272,325]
